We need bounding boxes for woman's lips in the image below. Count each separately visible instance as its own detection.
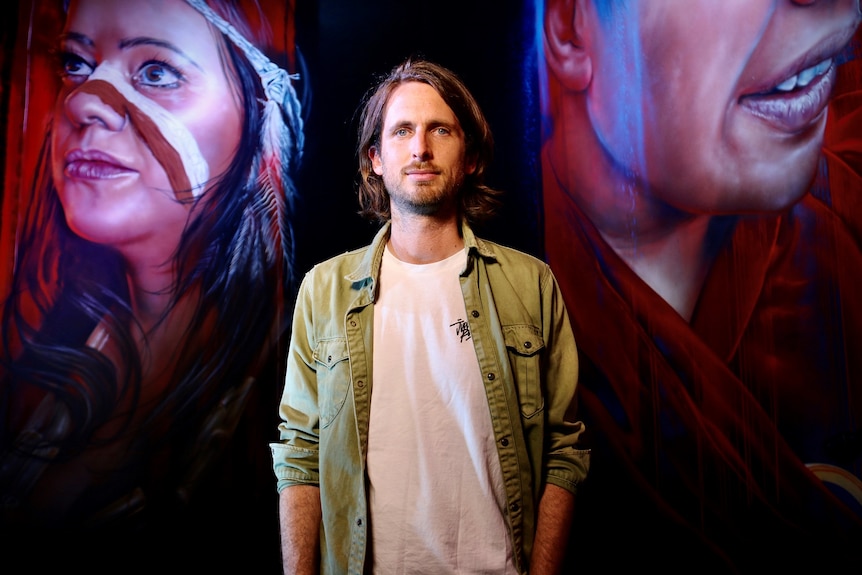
[64,149,135,179]
[739,58,835,133]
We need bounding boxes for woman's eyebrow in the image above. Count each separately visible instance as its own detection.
[59,32,203,73]
[120,36,203,71]
[59,32,93,48]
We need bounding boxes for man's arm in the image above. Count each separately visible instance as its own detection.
[529,483,576,575]
[526,266,586,573]
[279,484,322,575]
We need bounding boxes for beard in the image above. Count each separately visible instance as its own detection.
[384,162,466,217]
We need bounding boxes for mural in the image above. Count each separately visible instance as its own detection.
[1,0,302,571]
[537,0,862,571]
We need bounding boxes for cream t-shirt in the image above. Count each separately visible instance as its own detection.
[367,245,517,574]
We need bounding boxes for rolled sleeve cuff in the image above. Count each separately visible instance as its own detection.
[546,448,591,495]
[270,442,320,493]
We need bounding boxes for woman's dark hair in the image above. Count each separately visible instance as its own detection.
[356,57,503,225]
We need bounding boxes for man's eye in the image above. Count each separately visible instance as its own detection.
[435,127,450,135]
[136,61,182,87]
[395,128,409,137]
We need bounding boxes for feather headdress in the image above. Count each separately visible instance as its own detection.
[183,0,304,276]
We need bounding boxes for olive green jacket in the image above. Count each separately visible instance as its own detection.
[271,221,590,574]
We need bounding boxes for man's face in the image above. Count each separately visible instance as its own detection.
[583,0,861,213]
[370,81,474,217]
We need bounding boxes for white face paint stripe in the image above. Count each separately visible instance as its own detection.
[82,64,210,199]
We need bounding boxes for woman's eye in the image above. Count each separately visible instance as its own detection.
[59,52,93,79]
[136,61,182,88]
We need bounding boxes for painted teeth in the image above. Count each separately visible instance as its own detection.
[774,58,833,92]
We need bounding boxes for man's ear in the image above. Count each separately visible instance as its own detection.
[465,154,477,176]
[544,0,592,91]
[369,146,383,176]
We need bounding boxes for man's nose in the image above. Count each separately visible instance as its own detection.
[411,133,431,161]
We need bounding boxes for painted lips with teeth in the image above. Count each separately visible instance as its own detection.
[741,57,836,134]
[773,58,834,93]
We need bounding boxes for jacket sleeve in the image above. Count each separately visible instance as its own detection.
[540,265,591,493]
[271,271,321,492]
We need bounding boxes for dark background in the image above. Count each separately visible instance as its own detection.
[292,0,545,279]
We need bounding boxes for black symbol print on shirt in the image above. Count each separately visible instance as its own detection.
[450,318,472,342]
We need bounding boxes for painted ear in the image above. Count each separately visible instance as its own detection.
[544,0,592,91]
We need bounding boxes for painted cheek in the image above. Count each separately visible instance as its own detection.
[76,65,210,200]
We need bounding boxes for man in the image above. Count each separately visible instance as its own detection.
[539,0,862,571]
[271,58,589,575]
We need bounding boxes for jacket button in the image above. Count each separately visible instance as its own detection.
[523,341,532,349]
[487,373,495,381]
[357,380,365,388]
[471,310,479,318]
[501,438,509,447]
[509,502,519,512]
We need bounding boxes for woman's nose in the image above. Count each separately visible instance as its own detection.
[63,82,127,132]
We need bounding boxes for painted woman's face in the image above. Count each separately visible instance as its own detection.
[584,0,861,213]
[51,0,243,256]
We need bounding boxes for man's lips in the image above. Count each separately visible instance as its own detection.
[771,58,833,94]
[737,19,858,134]
[404,167,439,181]
[64,149,135,179]
[739,59,835,133]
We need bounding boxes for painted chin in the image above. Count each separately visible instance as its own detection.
[729,123,825,211]
[755,158,819,210]
[710,159,817,213]
[650,140,819,214]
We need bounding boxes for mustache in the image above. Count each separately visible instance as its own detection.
[405,162,435,171]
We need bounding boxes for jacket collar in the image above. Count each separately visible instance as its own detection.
[344,220,498,298]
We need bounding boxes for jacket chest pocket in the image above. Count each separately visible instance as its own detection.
[313,338,351,428]
[503,325,545,417]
